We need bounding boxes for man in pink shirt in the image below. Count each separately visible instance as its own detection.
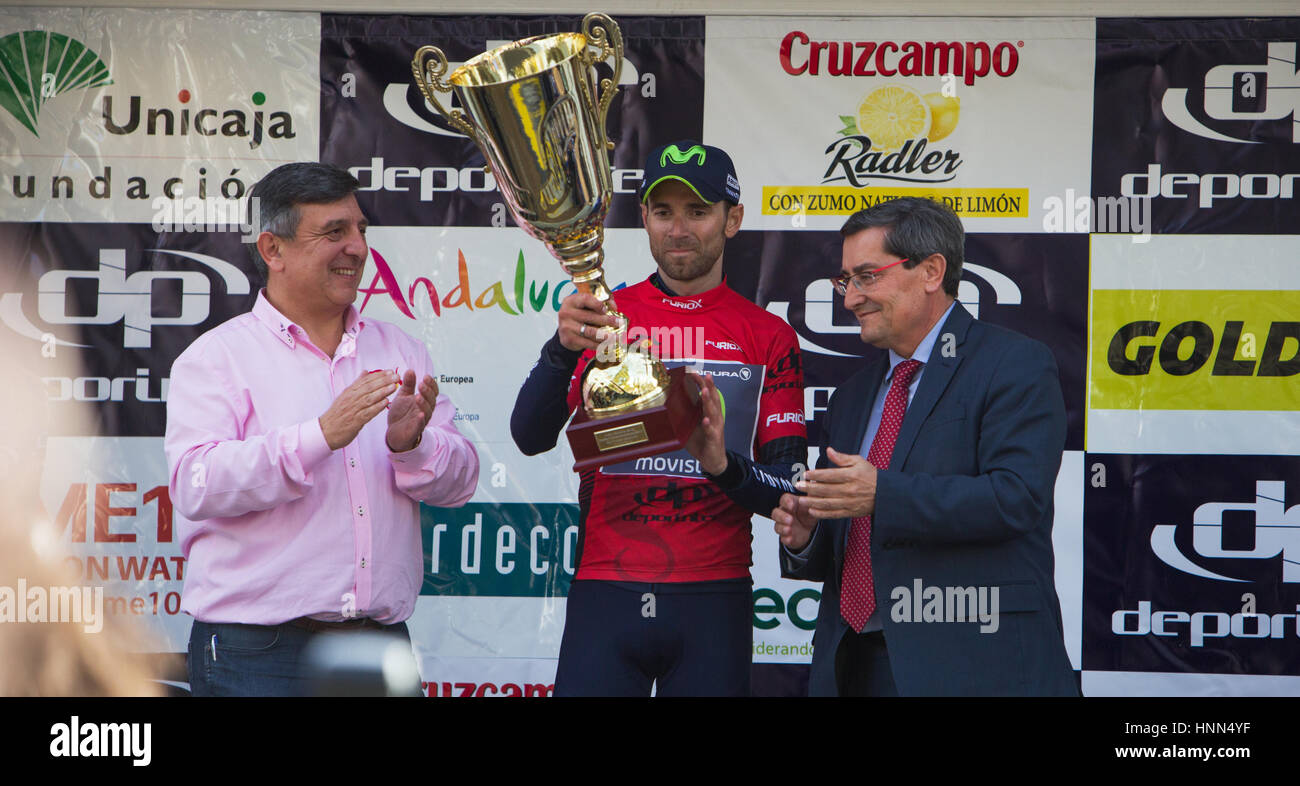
[165,163,479,696]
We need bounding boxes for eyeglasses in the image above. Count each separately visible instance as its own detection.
[829,258,908,295]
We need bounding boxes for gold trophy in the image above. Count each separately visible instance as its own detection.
[411,13,700,470]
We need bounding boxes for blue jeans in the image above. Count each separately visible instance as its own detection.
[188,619,411,697]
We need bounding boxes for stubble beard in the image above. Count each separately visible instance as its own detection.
[654,245,720,286]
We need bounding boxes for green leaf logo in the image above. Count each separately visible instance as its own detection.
[0,31,112,137]
[837,114,857,137]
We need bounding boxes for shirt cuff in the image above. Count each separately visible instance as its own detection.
[703,451,744,489]
[781,524,820,562]
[300,418,335,470]
[541,331,583,371]
[388,431,435,465]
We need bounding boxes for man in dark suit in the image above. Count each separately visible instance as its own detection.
[772,197,1076,696]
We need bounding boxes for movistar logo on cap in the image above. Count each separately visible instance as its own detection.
[661,144,706,167]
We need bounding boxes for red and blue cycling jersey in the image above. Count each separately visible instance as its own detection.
[512,275,806,583]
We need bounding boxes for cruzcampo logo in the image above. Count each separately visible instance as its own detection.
[661,144,706,167]
[0,30,112,137]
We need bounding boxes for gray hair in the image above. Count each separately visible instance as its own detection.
[244,163,361,282]
[840,196,964,298]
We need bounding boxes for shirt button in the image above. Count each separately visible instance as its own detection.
[350,458,356,468]
[360,558,367,568]
[357,506,364,516]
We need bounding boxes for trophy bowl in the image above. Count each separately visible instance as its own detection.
[411,14,702,469]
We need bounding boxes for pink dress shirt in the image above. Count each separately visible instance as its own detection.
[165,292,479,625]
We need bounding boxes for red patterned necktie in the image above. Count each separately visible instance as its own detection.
[840,358,923,633]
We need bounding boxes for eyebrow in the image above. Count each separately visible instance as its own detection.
[649,200,710,210]
[315,217,367,232]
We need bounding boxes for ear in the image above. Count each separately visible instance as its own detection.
[921,252,946,294]
[640,201,650,228]
[257,231,285,275]
[723,202,744,238]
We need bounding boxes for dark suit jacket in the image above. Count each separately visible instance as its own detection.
[782,303,1076,696]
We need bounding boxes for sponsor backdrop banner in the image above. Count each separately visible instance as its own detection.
[3,8,1298,696]
[1087,233,1300,456]
[0,8,320,223]
[37,437,187,651]
[319,14,705,229]
[0,223,257,437]
[702,17,1096,234]
[1093,17,1300,235]
[1083,454,1300,696]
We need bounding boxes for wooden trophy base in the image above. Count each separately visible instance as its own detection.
[566,366,702,472]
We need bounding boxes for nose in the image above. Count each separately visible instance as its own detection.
[344,225,367,259]
[843,280,866,310]
[665,213,691,238]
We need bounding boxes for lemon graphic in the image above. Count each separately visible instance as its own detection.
[856,85,930,153]
[923,92,960,143]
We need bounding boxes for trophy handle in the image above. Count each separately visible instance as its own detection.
[411,46,478,140]
[580,13,623,152]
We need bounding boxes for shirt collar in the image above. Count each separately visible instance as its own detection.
[647,273,730,311]
[886,299,957,377]
[251,289,366,351]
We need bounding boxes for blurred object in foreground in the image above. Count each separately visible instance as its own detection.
[303,632,423,697]
[0,329,161,696]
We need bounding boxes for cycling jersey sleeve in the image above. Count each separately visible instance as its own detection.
[510,331,584,456]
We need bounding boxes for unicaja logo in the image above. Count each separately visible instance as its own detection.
[101,89,296,150]
[0,31,112,137]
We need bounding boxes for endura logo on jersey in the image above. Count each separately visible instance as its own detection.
[1150,480,1300,583]
[708,367,752,381]
[768,263,1019,357]
[0,249,250,349]
[1161,41,1300,144]
[766,412,805,426]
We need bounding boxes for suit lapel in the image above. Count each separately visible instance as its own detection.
[890,303,972,468]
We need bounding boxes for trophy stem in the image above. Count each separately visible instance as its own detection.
[571,268,627,366]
